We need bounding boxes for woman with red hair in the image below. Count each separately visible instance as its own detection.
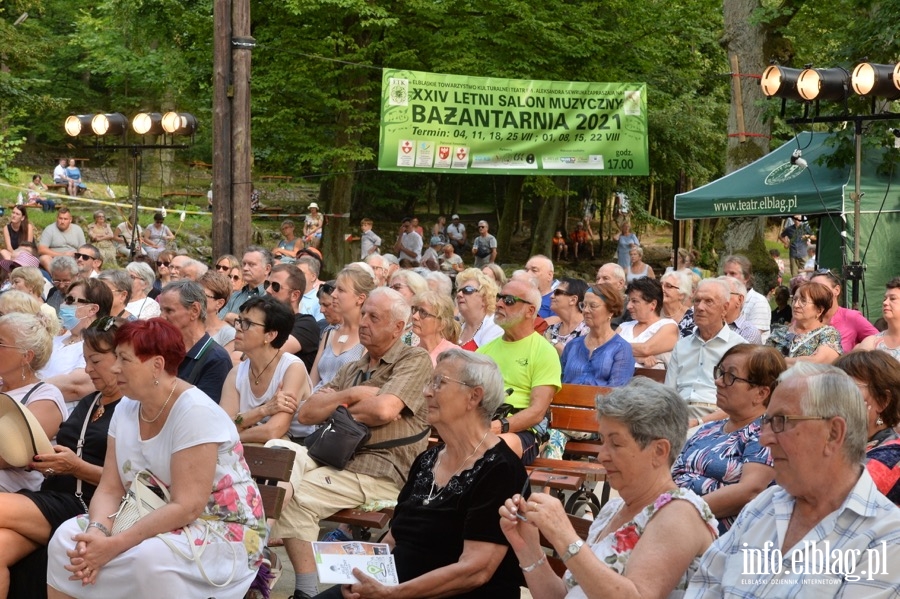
[47,318,266,599]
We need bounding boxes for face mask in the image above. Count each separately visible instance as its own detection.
[59,305,81,331]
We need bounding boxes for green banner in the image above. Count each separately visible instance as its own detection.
[379,69,648,176]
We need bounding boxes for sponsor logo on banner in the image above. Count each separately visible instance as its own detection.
[452,146,469,169]
[389,78,409,106]
[435,145,453,168]
[415,142,435,167]
[397,140,415,167]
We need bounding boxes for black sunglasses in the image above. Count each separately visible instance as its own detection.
[496,293,532,306]
[552,288,575,297]
[65,295,93,306]
[215,264,231,272]
[157,261,171,267]
[230,274,241,282]
[457,285,480,295]
[89,315,119,332]
[319,282,335,295]
[264,280,292,294]
[74,252,98,261]
[812,268,840,284]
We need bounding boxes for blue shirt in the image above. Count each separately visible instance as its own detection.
[560,334,634,386]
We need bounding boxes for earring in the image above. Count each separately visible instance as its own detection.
[154,379,160,386]
[876,416,885,426]
[21,365,26,381]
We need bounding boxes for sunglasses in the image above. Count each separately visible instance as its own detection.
[230,274,241,282]
[157,261,171,267]
[264,280,291,294]
[496,293,532,306]
[319,282,335,295]
[74,252,98,261]
[552,288,575,297]
[89,315,119,332]
[457,285,480,295]
[65,295,93,306]
[215,264,231,272]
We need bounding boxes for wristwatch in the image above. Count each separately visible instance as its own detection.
[499,417,510,434]
[561,539,584,563]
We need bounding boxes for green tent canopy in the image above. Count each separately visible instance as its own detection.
[674,131,900,320]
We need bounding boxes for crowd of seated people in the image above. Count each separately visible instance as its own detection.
[0,210,895,599]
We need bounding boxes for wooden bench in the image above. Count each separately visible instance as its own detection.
[242,445,295,520]
[190,160,213,169]
[541,514,593,576]
[327,508,394,540]
[634,367,666,383]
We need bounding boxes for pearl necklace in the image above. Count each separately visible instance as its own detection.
[423,430,489,505]
[140,379,178,424]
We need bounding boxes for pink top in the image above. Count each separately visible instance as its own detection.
[425,338,459,366]
[829,306,878,353]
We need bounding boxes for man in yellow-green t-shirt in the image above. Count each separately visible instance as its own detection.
[478,278,562,465]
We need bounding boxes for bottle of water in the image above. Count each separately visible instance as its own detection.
[16,192,23,205]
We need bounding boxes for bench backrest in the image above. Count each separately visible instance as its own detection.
[549,384,612,434]
[634,367,666,383]
[242,445,295,520]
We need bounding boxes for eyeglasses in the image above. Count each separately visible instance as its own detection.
[662,282,680,291]
[714,365,756,387]
[264,280,292,294]
[205,293,219,301]
[157,261,171,267]
[578,301,605,312]
[457,285,480,295]
[64,295,93,306]
[0,342,22,351]
[74,252,98,261]
[791,296,810,307]
[552,288,575,297]
[52,279,73,287]
[761,413,830,433]
[496,293,532,306]
[390,283,408,291]
[427,374,474,391]
[234,317,266,331]
[411,306,436,319]
[215,264,231,272]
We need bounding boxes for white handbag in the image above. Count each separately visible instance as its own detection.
[109,470,238,588]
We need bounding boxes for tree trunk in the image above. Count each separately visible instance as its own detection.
[497,175,524,258]
[721,0,776,290]
[530,176,566,257]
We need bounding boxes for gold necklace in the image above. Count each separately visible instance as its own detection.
[250,351,280,385]
[140,379,178,424]
[423,430,490,505]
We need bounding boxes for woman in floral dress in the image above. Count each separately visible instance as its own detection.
[47,318,266,599]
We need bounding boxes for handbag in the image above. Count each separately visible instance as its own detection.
[304,405,431,470]
[109,470,238,588]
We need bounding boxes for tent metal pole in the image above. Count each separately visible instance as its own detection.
[851,120,863,310]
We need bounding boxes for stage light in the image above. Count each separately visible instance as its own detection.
[132,112,164,135]
[797,67,850,102]
[161,112,198,136]
[760,66,805,100]
[850,63,900,99]
[64,115,94,137]
[91,113,128,136]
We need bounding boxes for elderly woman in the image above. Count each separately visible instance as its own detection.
[543,284,634,460]
[481,263,507,286]
[500,378,717,598]
[8,266,57,321]
[114,215,143,257]
[0,291,61,335]
[47,318,266,598]
[673,344,784,532]
[124,261,160,319]
[626,245,654,282]
[834,351,900,451]
[316,349,527,599]
[412,290,460,365]
[221,296,311,444]
[856,277,900,359]
[154,250,175,293]
[39,279,113,407]
[308,267,374,392]
[1,318,123,597]
[546,277,589,354]
[390,269,428,302]
[617,277,678,369]
[456,268,503,351]
[87,211,117,268]
[0,313,67,493]
[767,281,842,365]
[661,269,695,337]
[142,212,174,260]
[1,205,35,260]
[273,220,304,264]
[97,269,134,320]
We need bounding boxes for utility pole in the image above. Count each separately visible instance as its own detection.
[212,0,253,257]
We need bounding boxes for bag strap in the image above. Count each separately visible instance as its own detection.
[18,381,45,405]
[74,392,102,514]
[364,426,431,450]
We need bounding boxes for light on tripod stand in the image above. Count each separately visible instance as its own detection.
[790,149,808,168]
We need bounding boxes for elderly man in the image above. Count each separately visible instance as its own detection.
[38,207,86,271]
[686,364,900,597]
[477,278,561,464]
[74,244,103,279]
[46,256,79,314]
[666,278,745,427]
[720,276,762,344]
[472,220,497,267]
[266,263,320,372]
[296,255,324,324]
[364,253,389,286]
[525,254,558,321]
[266,287,432,599]
[722,254,771,343]
[221,245,272,324]
[158,280,233,403]
[596,262,630,326]
[809,269,877,352]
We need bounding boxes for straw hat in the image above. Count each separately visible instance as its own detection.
[0,393,54,467]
